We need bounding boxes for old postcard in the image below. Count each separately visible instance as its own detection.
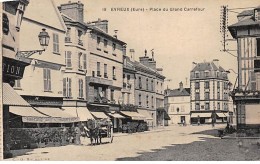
[1,0,260,161]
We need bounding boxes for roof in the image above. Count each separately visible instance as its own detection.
[23,0,66,32]
[87,24,126,45]
[237,10,254,17]
[167,88,190,97]
[134,61,165,79]
[191,62,221,72]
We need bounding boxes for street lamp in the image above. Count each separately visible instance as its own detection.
[17,28,50,58]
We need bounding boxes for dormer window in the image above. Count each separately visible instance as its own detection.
[195,72,199,78]
[205,71,209,77]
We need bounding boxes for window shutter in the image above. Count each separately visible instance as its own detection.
[63,78,66,97]
[83,54,87,70]
[69,78,72,97]
[43,69,47,91]
[65,51,67,66]
[48,69,51,91]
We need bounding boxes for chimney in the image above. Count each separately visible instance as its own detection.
[90,18,109,33]
[129,49,135,61]
[59,1,84,23]
[157,68,163,74]
[213,59,219,68]
[179,81,183,91]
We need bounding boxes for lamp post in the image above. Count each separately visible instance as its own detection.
[17,28,50,58]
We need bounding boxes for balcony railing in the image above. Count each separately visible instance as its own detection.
[104,73,108,78]
[97,71,101,77]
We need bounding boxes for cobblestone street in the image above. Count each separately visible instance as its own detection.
[5,124,260,161]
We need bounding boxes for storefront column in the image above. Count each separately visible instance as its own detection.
[3,105,12,158]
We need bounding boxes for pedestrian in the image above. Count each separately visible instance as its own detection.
[75,123,81,145]
[212,118,215,128]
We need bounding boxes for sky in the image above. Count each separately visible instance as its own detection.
[55,0,260,89]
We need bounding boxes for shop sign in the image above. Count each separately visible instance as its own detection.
[3,57,27,80]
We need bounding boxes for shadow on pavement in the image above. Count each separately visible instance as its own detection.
[116,128,260,161]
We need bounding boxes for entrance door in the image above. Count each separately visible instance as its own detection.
[181,116,185,123]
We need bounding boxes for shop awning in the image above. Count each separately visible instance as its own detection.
[63,107,94,121]
[216,113,227,118]
[91,112,109,119]
[34,107,79,123]
[137,109,153,120]
[191,113,212,118]
[9,106,48,117]
[120,111,146,120]
[108,113,125,119]
[3,83,30,106]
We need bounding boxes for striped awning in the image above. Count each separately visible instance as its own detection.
[108,113,125,119]
[3,83,30,106]
[120,111,146,120]
[137,109,153,120]
[63,107,94,121]
[191,113,212,118]
[91,112,109,119]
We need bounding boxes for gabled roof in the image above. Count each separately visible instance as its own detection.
[167,88,190,97]
[23,0,66,32]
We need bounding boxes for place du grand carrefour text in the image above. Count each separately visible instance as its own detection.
[103,7,205,12]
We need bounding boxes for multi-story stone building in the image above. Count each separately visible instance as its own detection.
[165,82,191,125]
[2,0,30,159]
[58,1,93,121]
[228,5,260,129]
[190,60,231,124]
[85,19,126,121]
[15,0,77,123]
[133,50,166,128]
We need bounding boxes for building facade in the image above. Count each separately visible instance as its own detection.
[133,50,166,128]
[165,82,191,125]
[2,0,30,159]
[228,6,260,129]
[190,60,231,124]
[17,0,67,116]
